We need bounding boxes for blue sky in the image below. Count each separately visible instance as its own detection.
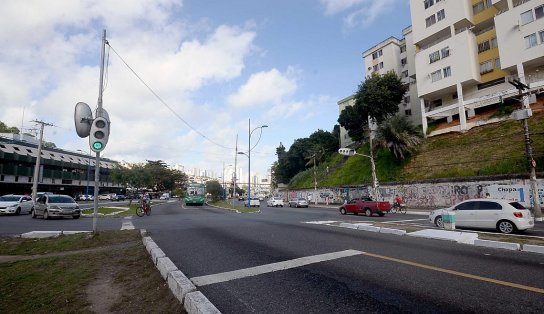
[0,0,412,181]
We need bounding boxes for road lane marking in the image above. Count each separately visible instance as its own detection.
[190,250,363,287]
[121,217,134,230]
[362,252,544,294]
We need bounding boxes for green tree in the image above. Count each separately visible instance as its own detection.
[0,121,20,134]
[338,71,407,141]
[206,180,224,201]
[374,115,423,160]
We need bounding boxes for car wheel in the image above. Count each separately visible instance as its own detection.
[365,209,372,217]
[340,208,346,215]
[73,215,80,219]
[378,212,385,217]
[16,207,21,215]
[497,220,516,234]
[434,216,444,228]
[43,210,49,220]
[31,209,37,219]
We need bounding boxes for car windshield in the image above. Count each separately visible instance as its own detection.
[0,196,21,202]
[509,202,526,210]
[298,198,306,201]
[49,196,75,203]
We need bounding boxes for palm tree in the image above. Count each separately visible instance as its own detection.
[374,115,423,160]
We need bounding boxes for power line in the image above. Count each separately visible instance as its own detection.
[106,42,235,150]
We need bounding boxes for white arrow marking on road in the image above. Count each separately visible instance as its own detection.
[190,249,363,287]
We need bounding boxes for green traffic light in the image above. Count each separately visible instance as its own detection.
[93,142,103,150]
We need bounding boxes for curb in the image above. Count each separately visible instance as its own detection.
[20,230,91,238]
[140,230,221,314]
[474,239,520,251]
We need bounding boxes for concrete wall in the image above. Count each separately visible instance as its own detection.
[281,177,544,209]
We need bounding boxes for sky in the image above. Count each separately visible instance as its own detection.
[0,0,412,183]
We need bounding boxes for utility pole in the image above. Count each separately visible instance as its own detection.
[233,134,238,206]
[313,153,317,206]
[31,120,54,202]
[509,79,541,220]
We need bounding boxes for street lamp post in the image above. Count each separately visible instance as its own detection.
[222,163,232,200]
[338,148,379,199]
[238,119,267,207]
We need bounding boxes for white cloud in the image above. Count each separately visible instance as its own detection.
[320,0,398,29]
[227,68,298,108]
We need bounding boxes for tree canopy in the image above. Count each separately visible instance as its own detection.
[111,160,187,192]
[338,71,407,142]
[272,128,339,185]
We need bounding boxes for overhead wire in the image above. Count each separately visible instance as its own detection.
[106,42,235,151]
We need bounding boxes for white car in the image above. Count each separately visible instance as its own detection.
[0,195,34,215]
[266,197,284,207]
[429,198,534,234]
[244,198,260,207]
[33,194,81,219]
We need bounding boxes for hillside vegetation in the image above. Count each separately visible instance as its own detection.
[289,109,544,189]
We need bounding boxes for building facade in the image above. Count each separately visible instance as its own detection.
[0,134,123,197]
[411,0,544,135]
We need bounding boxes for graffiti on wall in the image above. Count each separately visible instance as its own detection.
[285,179,543,209]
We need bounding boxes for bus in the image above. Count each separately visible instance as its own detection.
[184,183,206,206]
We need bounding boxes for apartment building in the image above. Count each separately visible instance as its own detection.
[337,26,422,148]
[411,0,544,135]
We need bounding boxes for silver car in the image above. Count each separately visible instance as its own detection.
[33,194,81,219]
[289,198,309,208]
[429,198,534,234]
[0,195,34,215]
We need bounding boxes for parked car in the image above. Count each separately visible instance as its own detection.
[159,193,170,200]
[32,194,81,219]
[339,197,391,216]
[77,194,94,201]
[267,197,284,207]
[429,199,534,234]
[98,194,112,200]
[244,198,260,207]
[0,195,34,215]
[289,198,309,208]
[238,196,246,201]
[114,194,126,201]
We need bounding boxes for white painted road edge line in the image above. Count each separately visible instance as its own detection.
[190,249,364,287]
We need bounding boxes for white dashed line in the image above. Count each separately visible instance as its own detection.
[121,216,134,230]
[190,249,363,286]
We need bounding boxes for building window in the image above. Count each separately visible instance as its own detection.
[480,60,493,74]
[437,9,446,21]
[536,5,544,20]
[521,10,534,25]
[539,30,544,44]
[426,14,436,28]
[431,70,442,82]
[401,57,407,66]
[402,70,409,78]
[473,1,485,14]
[15,176,19,182]
[400,45,406,53]
[379,61,383,69]
[452,92,458,99]
[443,66,451,78]
[490,37,498,49]
[405,109,412,116]
[424,0,434,9]
[525,33,537,48]
[495,57,501,69]
[372,49,383,59]
[478,40,491,53]
[404,96,411,103]
[429,50,440,63]
[441,46,450,58]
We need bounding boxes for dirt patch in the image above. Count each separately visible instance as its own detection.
[86,263,122,314]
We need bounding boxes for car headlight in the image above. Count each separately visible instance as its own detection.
[7,203,18,208]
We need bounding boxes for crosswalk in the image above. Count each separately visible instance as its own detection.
[121,216,134,230]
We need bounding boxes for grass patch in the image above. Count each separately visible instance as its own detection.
[0,230,183,313]
[211,200,260,213]
[0,230,140,256]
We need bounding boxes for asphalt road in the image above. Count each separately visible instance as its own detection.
[1,200,543,313]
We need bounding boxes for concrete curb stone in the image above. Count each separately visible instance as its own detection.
[156,256,178,280]
[379,228,407,236]
[474,239,520,251]
[168,270,197,304]
[150,247,166,265]
[184,291,221,314]
[357,225,381,232]
[522,244,544,254]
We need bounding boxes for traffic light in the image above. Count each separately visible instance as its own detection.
[89,117,110,152]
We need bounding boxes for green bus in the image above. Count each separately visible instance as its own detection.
[184,183,206,206]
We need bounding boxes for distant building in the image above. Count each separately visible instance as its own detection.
[0,135,122,196]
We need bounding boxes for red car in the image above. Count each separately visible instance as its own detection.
[339,197,391,217]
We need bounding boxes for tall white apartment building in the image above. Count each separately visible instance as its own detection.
[338,26,421,148]
[410,0,544,135]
